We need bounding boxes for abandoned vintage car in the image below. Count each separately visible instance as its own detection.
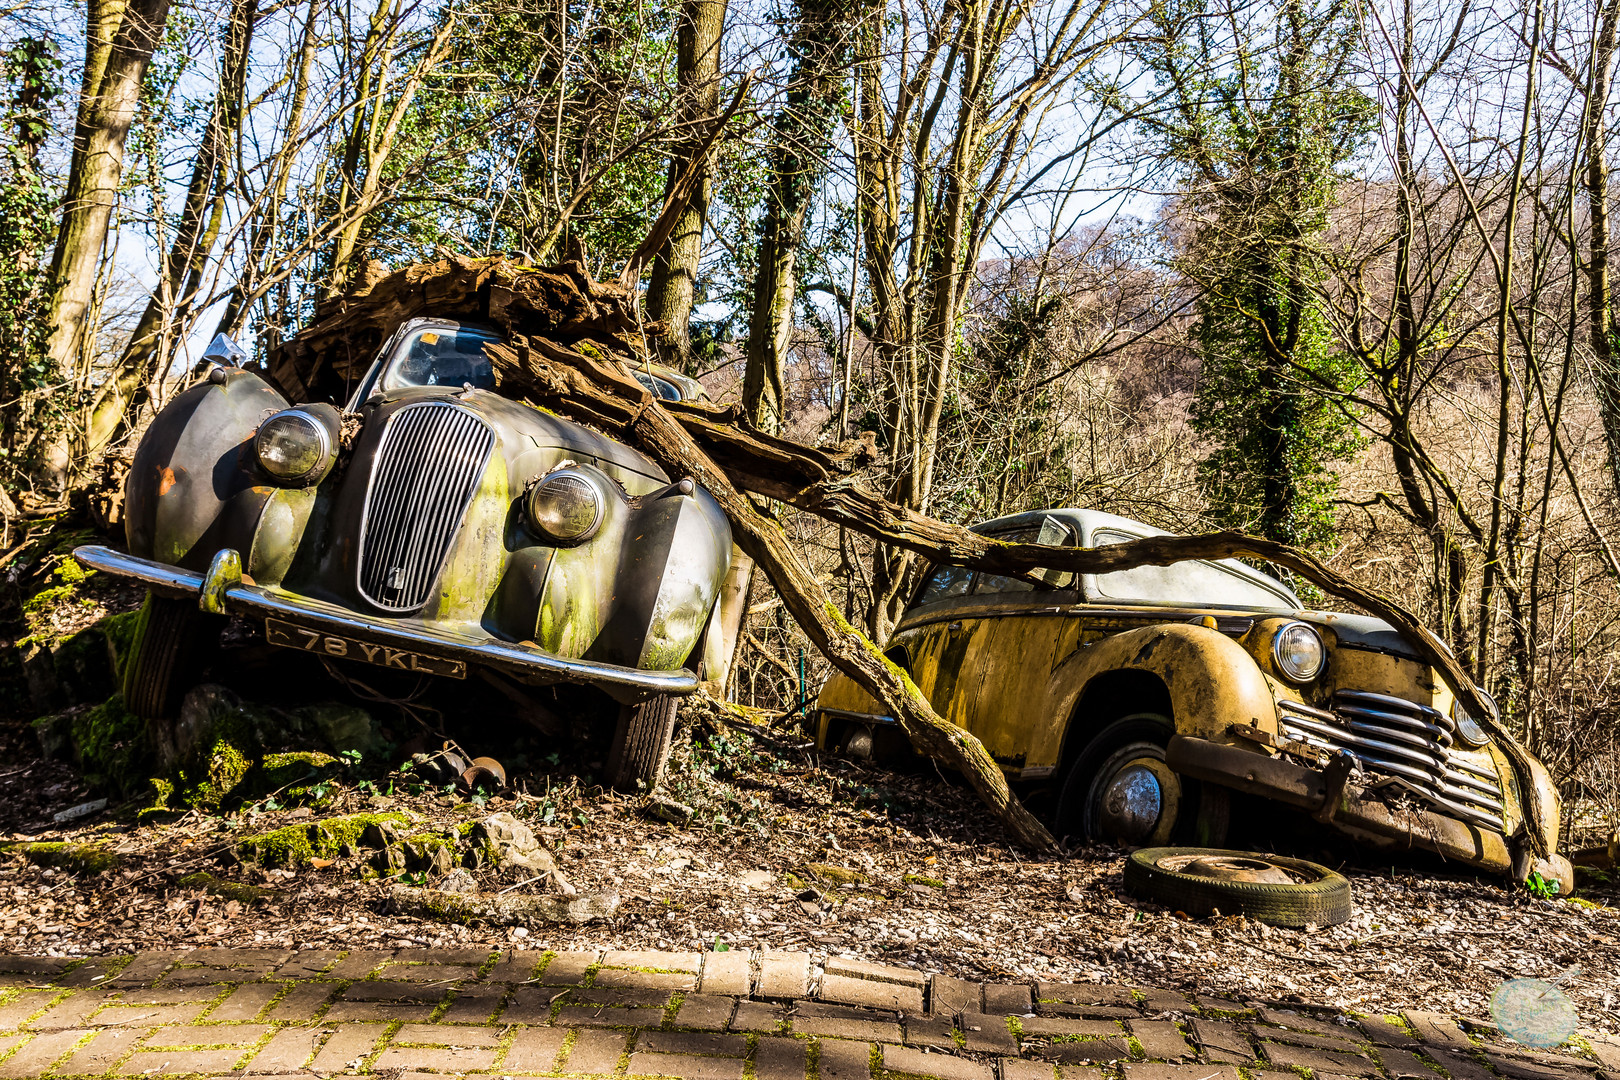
[74,318,750,791]
[815,508,1569,888]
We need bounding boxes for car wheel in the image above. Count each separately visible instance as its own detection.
[607,693,679,793]
[1056,715,1228,848]
[122,592,220,720]
[1123,846,1353,927]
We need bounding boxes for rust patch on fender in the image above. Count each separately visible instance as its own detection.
[158,467,179,495]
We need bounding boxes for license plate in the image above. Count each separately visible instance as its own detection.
[265,618,466,678]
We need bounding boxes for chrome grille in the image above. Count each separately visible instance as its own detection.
[1277,690,1506,832]
[358,402,495,613]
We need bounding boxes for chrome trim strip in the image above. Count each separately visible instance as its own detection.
[1335,688,1451,727]
[73,545,696,695]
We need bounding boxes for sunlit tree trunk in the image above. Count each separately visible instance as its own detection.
[742,0,850,430]
[33,0,171,487]
[645,0,729,372]
[80,0,257,460]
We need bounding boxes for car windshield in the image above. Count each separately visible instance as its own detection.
[381,325,501,392]
[379,325,685,401]
[1089,528,1297,609]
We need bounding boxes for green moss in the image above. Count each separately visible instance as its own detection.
[6,841,120,874]
[808,863,866,885]
[902,873,946,888]
[176,871,278,904]
[101,610,141,678]
[70,695,152,797]
[238,811,410,867]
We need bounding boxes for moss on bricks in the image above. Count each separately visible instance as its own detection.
[5,841,120,874]
[238,811,410,867]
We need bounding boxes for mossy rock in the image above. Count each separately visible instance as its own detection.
[807,863,867,885]
[176,871,279,905]
[101,610,141,679]
[67,695,153,798]
[259,751,341,806]
[902,873,946,888]
[5,841,121,874]
[238,811,411,867]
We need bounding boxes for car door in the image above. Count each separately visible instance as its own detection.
[955,516,1081,774]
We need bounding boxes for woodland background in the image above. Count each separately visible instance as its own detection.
[2,0,1619,842]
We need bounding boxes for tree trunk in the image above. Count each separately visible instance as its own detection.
[33,0,172,486]
[742,0,850,431]
[81,0,256,460]
[1586,0,1620,492]
[644,0,729,372]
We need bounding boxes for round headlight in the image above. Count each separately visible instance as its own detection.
[1451,688,1495,748]
[526,469,603,543]
[1273,622,1325,682]
[255,410,332,484]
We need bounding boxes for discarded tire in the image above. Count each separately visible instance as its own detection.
[1123,846,1352,927]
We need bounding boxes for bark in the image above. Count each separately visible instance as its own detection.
[742,0,851,432]
[81,0,256,460]
[34,0,172,484]
[644,0,729,371]
[1585,0,1620,495]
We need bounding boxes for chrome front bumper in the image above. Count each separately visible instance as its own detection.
[75,545,697,701]
[1167,734,1514,874]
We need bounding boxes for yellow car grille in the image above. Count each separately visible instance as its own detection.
[1277,690,1506,833]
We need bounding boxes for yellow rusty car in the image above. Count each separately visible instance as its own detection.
[815,508,1569,888]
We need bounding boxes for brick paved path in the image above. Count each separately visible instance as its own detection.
[0,949,1615,1079]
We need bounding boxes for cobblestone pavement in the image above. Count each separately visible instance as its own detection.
[0,949,1615,1080]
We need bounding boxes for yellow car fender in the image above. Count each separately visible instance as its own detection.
[1039,622,1280,770]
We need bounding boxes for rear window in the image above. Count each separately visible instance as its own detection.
[1089,528,1297,609]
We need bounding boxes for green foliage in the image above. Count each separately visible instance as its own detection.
[1138,0,1374,549]
[1524,871,1561,899]
[68,695,154,798]
[0,36,61,481]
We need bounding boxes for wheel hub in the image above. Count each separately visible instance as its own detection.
[1099,764,1164,843]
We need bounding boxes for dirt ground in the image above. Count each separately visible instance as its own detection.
[2,551,1618,1041]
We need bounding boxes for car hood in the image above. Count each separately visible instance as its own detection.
[379,386,671,491]
[1291,609,1430,662]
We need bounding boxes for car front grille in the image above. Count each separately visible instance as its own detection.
[1277,689,1506,832]
[358,402,495,613]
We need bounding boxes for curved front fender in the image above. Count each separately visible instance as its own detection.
[1042,622,1281,767]
[125,368,290,572]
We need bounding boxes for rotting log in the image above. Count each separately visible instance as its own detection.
[274,253,1552,855]
[484,332,1060,851]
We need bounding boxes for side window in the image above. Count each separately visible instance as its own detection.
[910,517,1076,608]
[974,518,1077,595]
[914,564,974,605]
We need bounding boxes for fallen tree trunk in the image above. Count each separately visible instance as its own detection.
[486,333,1060,850]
